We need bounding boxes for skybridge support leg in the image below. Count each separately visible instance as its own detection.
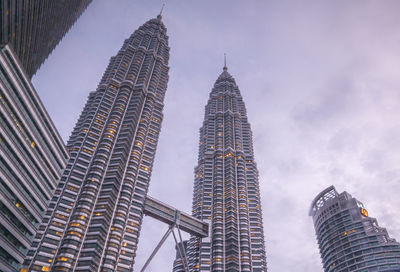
[172,228,190,272]
[140,225,174,272]
[140,197,209,271]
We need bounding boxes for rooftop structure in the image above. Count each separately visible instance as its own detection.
[310,186,400,272]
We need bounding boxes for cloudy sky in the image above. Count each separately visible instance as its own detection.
[32,1,400,271]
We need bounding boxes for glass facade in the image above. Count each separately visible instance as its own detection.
[310,186,400,272]
[0,0,92,77]
[0,45,68,272]
[22,15,170,272]
[186,66,267,271]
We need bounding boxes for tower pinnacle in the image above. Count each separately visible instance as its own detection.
[158,3,165,19]
[223,53,227,71]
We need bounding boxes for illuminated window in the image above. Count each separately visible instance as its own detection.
[360,208,368,217]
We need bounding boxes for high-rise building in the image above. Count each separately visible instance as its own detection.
[0,44,69,272]
[1,2,91,271]
[22,15,170,272]
[0,0,92,77]
[310,186,400,272]
[186,64,267,271]
[173,241,188,272]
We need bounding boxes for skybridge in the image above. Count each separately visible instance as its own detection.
[140,195,209,271]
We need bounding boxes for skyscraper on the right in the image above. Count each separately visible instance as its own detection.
[310,186,400,272]
[186,64,267,271]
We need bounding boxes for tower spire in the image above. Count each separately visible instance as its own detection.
[158,3,165,18]
[223,53,227,71]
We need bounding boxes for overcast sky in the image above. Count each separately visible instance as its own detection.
[32,1,400,271]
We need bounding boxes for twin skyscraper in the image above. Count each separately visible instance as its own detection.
[19,14,267,272]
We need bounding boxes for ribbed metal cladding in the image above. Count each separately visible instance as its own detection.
[310,186,400,272]
[0,0,92,77]
[23,15,170,272]
[186,66,267,272]
[0,45,68,272]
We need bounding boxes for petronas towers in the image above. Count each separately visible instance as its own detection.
[21,12,267,272]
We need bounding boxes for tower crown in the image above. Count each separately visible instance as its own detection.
[217,53,234,83]
[216,67,234,84]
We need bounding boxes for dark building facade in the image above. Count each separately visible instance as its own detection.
[186,65,267,271]
[0,44,68,272]
[0,0,91,77]
[310,186,400,272]
[22,15,170,272]
[0,2,90,270]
